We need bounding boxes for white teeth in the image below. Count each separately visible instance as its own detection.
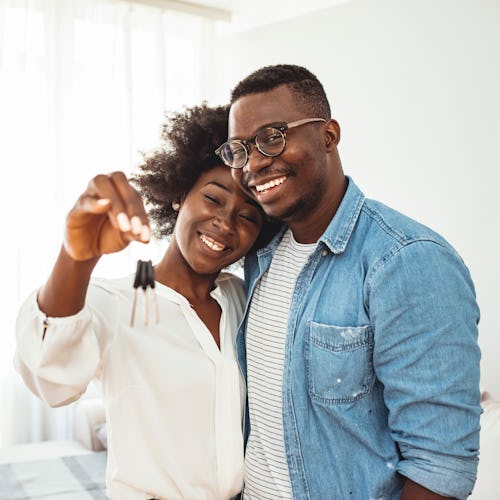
[200,234,226,252]
[255,176,286,192]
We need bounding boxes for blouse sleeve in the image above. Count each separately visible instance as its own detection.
[14,279,119,408]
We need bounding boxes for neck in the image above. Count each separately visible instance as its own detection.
[290,175,348,244]
[154,242,219,303]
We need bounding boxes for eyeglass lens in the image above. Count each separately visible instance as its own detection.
[217,118,326,168]
[224,126,285,168]
[255,127,286,156]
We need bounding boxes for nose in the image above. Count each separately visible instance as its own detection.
[243,146,273,175]
[212,208,235,235]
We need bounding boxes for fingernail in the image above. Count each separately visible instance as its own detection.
[117,212,131,232]
[97,198,111,206]
[130,216,142,235]
[140,225,151,242]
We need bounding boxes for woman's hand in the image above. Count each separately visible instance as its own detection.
[64,171,151,261]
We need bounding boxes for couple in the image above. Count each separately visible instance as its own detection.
[15,65,481,500]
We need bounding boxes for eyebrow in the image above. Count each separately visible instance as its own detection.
[229,121,284,141]
[206,180,231,192]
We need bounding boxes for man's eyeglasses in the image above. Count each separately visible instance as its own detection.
[215,118,327,169]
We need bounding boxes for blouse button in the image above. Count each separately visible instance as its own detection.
[321,249,328,257]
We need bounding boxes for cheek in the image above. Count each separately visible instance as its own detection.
[173,211,192,249]
[284,134,320,165]
[277,147,308,173]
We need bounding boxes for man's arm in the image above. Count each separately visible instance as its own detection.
[401,478,456,499]
[369,239,480,499]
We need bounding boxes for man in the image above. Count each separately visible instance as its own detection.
[215,65,481,499]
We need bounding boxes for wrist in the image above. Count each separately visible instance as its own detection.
[62,242,101,266]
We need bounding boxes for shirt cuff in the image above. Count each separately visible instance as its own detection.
[397,446,478,499]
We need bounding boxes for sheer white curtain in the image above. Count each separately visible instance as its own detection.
[0,0,215,446]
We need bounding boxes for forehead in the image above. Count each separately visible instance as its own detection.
[194,164,235,189]
[229,85,303,138]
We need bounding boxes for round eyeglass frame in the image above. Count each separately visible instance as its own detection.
[215,117,327,169]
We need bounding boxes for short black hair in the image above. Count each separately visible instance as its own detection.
[230,64,331,119]
[132,104,229,238]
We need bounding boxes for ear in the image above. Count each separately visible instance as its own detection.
[175,194,187,211]
[324,119,341,151]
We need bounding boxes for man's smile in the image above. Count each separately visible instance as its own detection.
[254,175,287,193]
[246,174,289,202]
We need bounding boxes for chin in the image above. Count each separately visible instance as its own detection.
[193,265,223,276]
[262,202,300,223]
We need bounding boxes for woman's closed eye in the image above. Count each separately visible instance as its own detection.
[204,194,221,205]
[203,191,261,225]
[239,212,259,224]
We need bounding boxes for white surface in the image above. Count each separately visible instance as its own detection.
[0,440,91,465]
[173,0,350,32]
[470,391,500,499]
[74,398,107,452]
[214,0,351,34]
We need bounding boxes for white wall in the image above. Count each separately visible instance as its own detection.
[214,0,500,395]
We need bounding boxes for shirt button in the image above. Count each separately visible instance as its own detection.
[321,249,328,257]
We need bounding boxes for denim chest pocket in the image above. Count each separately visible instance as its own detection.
[306,322,375,404]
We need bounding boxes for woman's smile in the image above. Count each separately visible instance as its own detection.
[199,232,230,252]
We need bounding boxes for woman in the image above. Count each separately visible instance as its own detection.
[15,104,269,499]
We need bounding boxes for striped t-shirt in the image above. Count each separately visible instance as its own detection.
[243,229,316,499]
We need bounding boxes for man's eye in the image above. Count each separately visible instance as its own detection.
[230,143,246,155]
[259,129,282,145]
[232,148,246,160]
[264,133,281,144]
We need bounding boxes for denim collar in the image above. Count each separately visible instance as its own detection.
[256,176,365,257]
[319,176,365,255]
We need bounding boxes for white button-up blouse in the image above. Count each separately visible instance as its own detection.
[15,272,246,500]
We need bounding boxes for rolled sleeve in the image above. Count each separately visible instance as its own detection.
[368,239,481,498]
[398,446,478,499]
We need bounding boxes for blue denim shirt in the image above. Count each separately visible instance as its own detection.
[237,177,481,499]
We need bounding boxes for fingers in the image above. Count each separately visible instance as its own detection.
[78,197,112,213]
[87,171,151,243]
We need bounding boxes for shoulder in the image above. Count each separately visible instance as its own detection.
[351,199,473,286]
[361,210,476,305]
[87,274,135,303]
[215,271,244,292]
[215,271,246,307]
[360,198,450,249]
